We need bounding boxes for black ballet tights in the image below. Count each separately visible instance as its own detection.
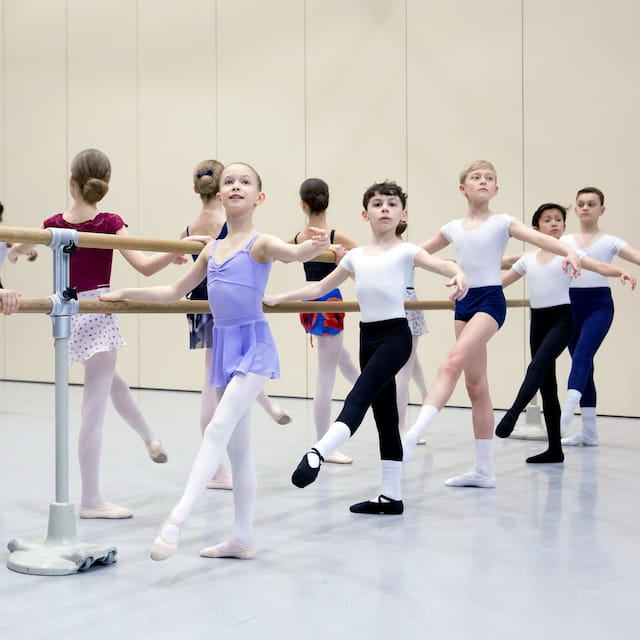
[526,449,564,464]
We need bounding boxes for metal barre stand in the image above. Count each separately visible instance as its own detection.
[7,229,117,575]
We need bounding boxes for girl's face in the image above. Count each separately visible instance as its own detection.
[362,192,407,232]
[218,164,264,211]
[535,208,566,239]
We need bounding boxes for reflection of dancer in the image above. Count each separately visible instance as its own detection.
[104,163,329,560]
[292,178,359,464]
[266,181,466,514]
[560,187,640,446]
[402,161,582,488]
[183,160,291,491]
[497,203,634,463]
[394,220,428,437]
[10,148,185,518]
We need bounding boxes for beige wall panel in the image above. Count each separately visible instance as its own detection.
[406,0,525,408]
[65,0,141,385]
[135,0,218,391]
[3,0,67,383]
[302,0,408,400]
[523,0,640,416]
[216,0,307,399]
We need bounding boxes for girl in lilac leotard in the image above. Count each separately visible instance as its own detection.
[103,162,329,560]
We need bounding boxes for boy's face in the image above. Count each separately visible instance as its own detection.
[535,208,566,239]
[459,169,498,201]
[575,192,605,224]
[362,192,407,230]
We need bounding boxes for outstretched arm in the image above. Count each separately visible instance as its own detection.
[118,227,196,276]
[509,219,582,275]
[101,242,211,303]
[253,227,330,264]
[617,245,640,267]
[264,264,350,307]
[501,268,522,289]
[420,231,450,254]
[582,256,637,290]
[413,249,468,300]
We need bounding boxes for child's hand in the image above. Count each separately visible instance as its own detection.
[172,254,188,265]
[27,249,38,262]
[263,294,283,307]
[184,234,212,245]
[620,270,637,290]
[306,227,329,249]
[563,251,582,278]
[100,290,124,302]
[0,290,21,315]
[330,244,348,263]
[446,274,468,301]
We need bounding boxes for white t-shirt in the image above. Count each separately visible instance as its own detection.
[340,242,421,322]
[562,233,627,288]
[513,252,571,309]
[441,214,513,288]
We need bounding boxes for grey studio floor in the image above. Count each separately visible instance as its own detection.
[0,380,639,640]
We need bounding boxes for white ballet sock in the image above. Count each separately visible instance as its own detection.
[313,421,352,460]
[444,439,495,488]
[160,521,181,544]
[402,405,438,461]
[381,460,402,501]
[473,438,494,478]
[581,407,598,440]
[560,389,582,436]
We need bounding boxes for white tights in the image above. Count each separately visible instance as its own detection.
[79,349,157,508]
[313,333,358,439]
[170,372,268,548]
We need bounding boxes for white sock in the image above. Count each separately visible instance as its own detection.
[560,389,582,435]
[581,407,598,440]
[314,421,352,460]
[403,405,438,461]
[381,460,402,501]
[473,438,494,478]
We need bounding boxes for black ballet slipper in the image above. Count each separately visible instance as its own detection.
[349,495,404,515]
[526,450,565,464]
[495,413,517,438]
[291,448,324,488]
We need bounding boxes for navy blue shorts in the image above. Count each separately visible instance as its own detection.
[454,285,506,328]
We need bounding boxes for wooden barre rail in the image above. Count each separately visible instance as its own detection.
[11,298,531,314]
[0,226,337,263]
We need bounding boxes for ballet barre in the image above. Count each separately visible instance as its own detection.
[9,298,531,314]
[0,226,338,263]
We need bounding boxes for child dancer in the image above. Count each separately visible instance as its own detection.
[394,220,429,436]
[103,162,329,559]
[183,159,291,491]
[560,187,640,445]
[402,161,582,487]
[9,148,186,518]
[292,178,359,464]
[265,181,467,515]
[497,203,635,462]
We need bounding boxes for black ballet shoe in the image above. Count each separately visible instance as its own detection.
[349,495,404,515]
[495,413,517,438]
[526,450,565,464]
[291,448,324,488]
